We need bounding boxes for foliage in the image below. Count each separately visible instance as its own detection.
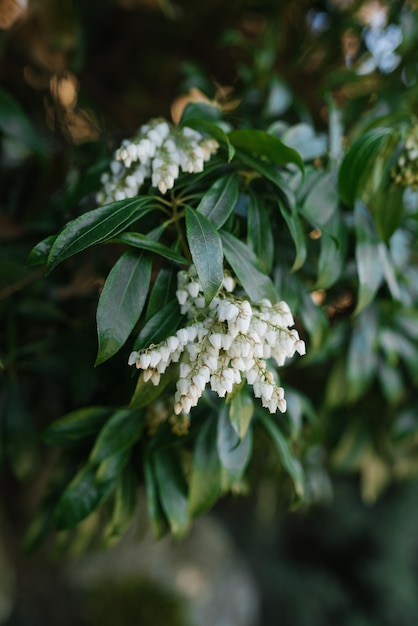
[2,0,418,550]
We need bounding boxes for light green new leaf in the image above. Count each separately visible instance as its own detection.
[229,129,304,172]
[260,414,304,498]
[53,465,115,530]
[96,250,152,364]
[188,418,222,517]
[185,206,224,304]
[90,408,145,464]
[43,406,112,446]
[197,173,239,228]
[220,230,277,302]
[153,449,190,536]
[47,197,156,272]
[354,201,384,314]
[229,386,254,439]
[133,300,182,351]
[247,194,274,273]
[114,232,187,264]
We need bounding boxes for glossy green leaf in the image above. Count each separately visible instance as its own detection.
[129,365,177,410]
[197,173,239,228]
[146,267,177,320]
[185,206,224,304]
[47,197,156,271]
[133,300,182,351]
[43,407,112,446]
[152,448,189,536]
[220,230,277,302]
[346,306,379,402]
[96,448,131,484]
[54,465,115,530]
[217,408,252,485]
[114,232,187,264]
[144,455,168,539]
[96,250,152,364]
[247,194,274,273]
[234,148,286,189]
[302,170,339,228]
[90,408,145,463]
[278,201,307,272]
[372,183,404,242]
[229,129,304,171]
[354,201,384,314]
[180,101,223,123]
[315,215,347,289]
[229,386,254,439]
[27,235,57,266]
[188,418,222,517]
[339,127,393,207]
[260,414,304,498]
[107,464,138,538]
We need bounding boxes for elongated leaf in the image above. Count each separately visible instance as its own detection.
[188,418,222,517]
[247,194,274,273]
[129,365,177,409]
[180,113,235,161]
[114,232,187,264]
[54,465,115,530]
[346,306,378,402]
[27,235,57,266]
[96,449,131,484]
[107,464,138,538]
[372,183,404,242]
[47,197,156,271]
[229,387,254,439]
[96,250,152,364]
[144,455,168,539]
[90,409,145,463]
[217,408,252,483]
[152,449,189,536]
[0,87,47,159]
[146,267,177,320]
[185,206,223,304]
[354,201,384,314]
[302,170,339,227]
[43,406,112,446]
[220,230,277,302]
[133,300,182,350]
[278,201,307,272]
[339,128,393,207]
[234,148,288,190]
[315,214,347,289]
[197,174,239,228]
[260,414,304,498]
[229,129,304,171]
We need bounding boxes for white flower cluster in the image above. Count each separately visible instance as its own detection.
[129,267,306,417]
[97,119,219,203]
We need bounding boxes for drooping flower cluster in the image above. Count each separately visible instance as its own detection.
[129,267,306,416]
[97,118,219,204]
[391,124,418,190]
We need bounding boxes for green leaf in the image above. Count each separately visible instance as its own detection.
[302,170,339,228]
[133,300,182,351]
[90,409,145,464]
[180,113,235,161]
[339,127,393,207]
[129,365,177,410]
[234,148,287,190]
[96,250,152,364]
[107,464,138,538]
[346,307,378,402]
[354,201,384,314]
[247,194,274,273]
[0,87,47,159]
[43,406,112,446]
[278,200,307,272]
[95,449,131,484]
[229,386,254,439]
[185,206,224,304]
[27,235,57,266]
[315,215,347,289]
[114,232,187,264]
[372,183,404,242]
[152,449,189,536]
[197,173,239,228]
[260,414,304,498]
[47,197,156,271]
[188,418,222,517]
[146,267,177,320]
[220,230,277,302]
[229,129,304,172]
[54,465,115,530]
[144,455,168,539]
[217,408,252,489]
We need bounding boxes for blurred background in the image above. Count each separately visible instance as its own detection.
[2,0,418,624]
